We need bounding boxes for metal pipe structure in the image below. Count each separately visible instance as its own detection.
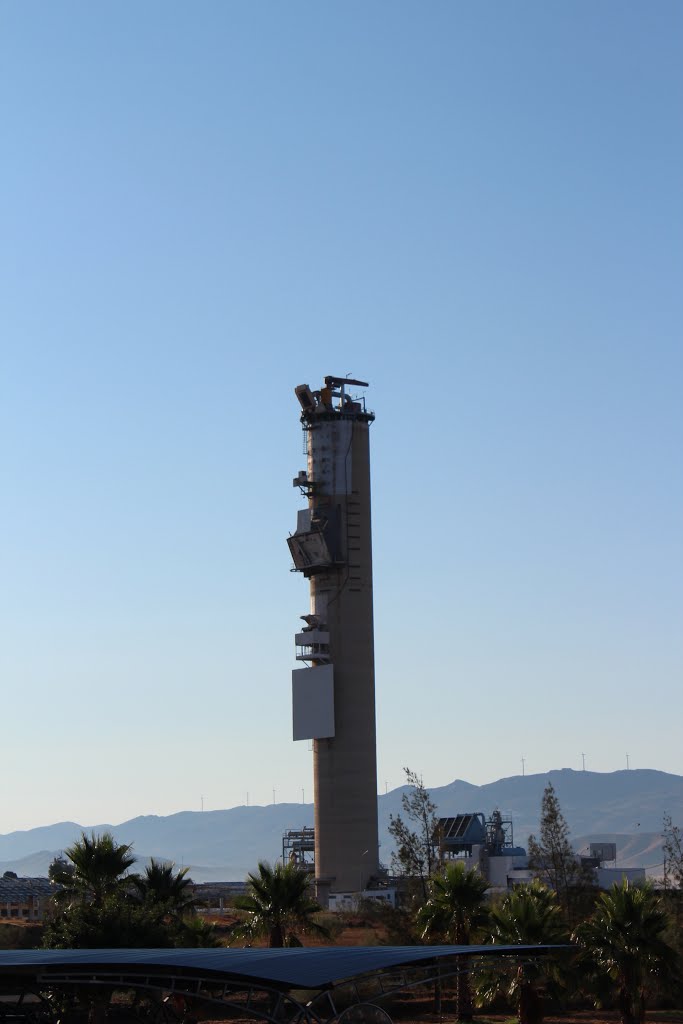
[288,376,379,903]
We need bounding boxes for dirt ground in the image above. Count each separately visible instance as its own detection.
[197,1014,683,1024]
[384,1005,683,1024]
[430,1016,683,1023]
[452,1015,682,1023]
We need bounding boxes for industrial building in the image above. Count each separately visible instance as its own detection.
[288,376,379,905]
[0,873,54,921]
[580,843,646,888]
[439,812,531,891]
[282,827,315,873]
[437,820,645,892]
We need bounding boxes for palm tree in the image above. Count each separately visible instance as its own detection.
[44,837,209,951]
[134,859,203,921]
[417,861,490,1022]
[475,881,568,1024]
[45,833,146,950]
[573,880,676,1024]
[232,861,329,948]
[59,832,137,907]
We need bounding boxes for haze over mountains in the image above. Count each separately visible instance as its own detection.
[2,769,680,882]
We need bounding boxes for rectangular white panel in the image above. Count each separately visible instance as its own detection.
[292,664,335,740]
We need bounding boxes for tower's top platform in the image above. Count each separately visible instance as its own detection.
[294,376,374,425]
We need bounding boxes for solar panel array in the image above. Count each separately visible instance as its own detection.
[439,814,486,842]
[0,876,54,902]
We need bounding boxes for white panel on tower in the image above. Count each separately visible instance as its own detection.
[292,664,335,741]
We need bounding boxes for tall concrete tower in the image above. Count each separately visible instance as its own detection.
[288,376,379,904]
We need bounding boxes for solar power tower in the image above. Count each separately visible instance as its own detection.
[288,376,379,905]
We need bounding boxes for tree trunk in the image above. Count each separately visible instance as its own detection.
[269,924,284,947]
[433,964,442,1016]
[518,981,542,1024]
[455,955,473,1023]
[618,987,640,1024]
[88,994,109,1024]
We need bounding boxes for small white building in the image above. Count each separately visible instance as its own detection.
[596,866,646,887]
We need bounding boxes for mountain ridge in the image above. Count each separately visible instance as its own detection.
[2,769,680,882]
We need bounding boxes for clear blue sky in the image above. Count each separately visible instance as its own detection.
[1,1,681,833]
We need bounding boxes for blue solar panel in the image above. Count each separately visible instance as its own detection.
[0,945,562,990]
